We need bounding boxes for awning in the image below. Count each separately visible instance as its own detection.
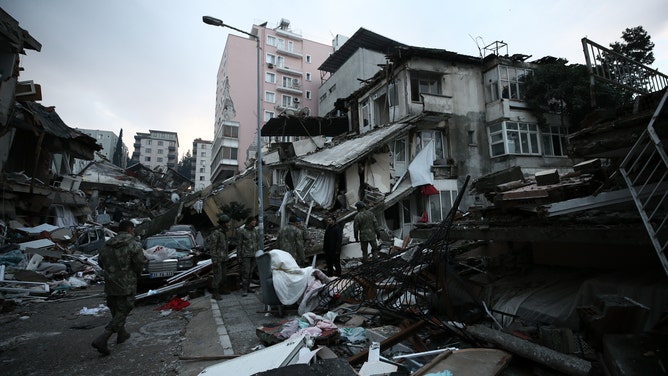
[383,177,417,209]
[261,116,348,137]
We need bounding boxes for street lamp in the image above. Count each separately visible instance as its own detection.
[203,15,264,251]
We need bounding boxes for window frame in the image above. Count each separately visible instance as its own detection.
[488,121,541,157]
[410,71,441,103]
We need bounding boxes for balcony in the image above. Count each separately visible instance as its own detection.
[276,65,302,77]
[168,146,176,152]
[275,28,302,41]
[420,93,453,121]
[276,48,303,59]
[276,84,302,95]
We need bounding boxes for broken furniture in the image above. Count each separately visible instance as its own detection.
[257,251,284,316]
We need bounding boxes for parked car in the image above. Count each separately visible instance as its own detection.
[140,232,199,280]
[69,226,109,254]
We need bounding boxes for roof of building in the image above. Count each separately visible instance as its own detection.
[318,27,405,73]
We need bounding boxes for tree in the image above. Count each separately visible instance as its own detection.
[176,150,194,180]
[525,58,625,131]
[220,201,251,222]
[609,26,655,65]
[112,129,124,167]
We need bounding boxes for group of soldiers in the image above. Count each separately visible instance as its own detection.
[91,200,383,356]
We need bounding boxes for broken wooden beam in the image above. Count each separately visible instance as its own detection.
[466,324,592,376]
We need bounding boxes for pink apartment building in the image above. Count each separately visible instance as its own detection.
[211,19,331,183]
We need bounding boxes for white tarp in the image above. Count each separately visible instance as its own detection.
[408,140,434,187]
[269,249,314,305]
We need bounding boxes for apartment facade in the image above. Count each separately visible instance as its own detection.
[210,18,331,184]
[130,130,179,169]
[77,129,127,164]
[192,138,212,191]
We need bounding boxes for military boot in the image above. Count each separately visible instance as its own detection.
[91,329,113,355]
[116,327,131,344]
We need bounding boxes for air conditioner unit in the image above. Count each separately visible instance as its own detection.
[293,98,300,103]
[267,63,274,69]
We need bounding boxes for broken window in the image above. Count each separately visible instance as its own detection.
[410,71,441,102]
[294,174,316,202]
[489,121,540,157]
[416,130,445,161]
[541,125,567,157]
[360,100,371,133]
[485,65,532,102]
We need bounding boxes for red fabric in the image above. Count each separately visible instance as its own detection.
[418,210,429,223]
[420,184,439,196]
[155,297,190,311]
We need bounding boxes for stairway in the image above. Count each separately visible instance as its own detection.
[618,89,668,275]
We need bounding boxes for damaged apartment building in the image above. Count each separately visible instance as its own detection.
[259,29,575,240]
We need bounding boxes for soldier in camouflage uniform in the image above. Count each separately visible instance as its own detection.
[206,215,231,300]
[236,216,259,296]
[277,216,307,266]
[92,220,145,355]
[353,201,380,261]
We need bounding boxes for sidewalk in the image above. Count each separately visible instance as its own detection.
[180,288,290,376]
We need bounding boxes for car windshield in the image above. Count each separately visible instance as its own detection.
[144,235,195,250]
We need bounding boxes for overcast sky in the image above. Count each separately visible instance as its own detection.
[2,0,666,159]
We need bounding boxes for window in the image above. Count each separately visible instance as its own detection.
[265,72,276,83]
[200,151,206,157]
[428,189,458,223]
[222,147,238,160]
[416,130,445,161]
[388,81,399,106]
[157,157,163,162]
[282,95,293,107]
[145,148,152,153]
[147,140,152,145]
[157,141,163,146]
[266,53,276,65]
[360,100,370,132]
[287,40,294,52]
[305,72,311,81]
[500,66,531,100]
[489,121,540,157]
[282,76,299,88]
[199,176,205,181]
[541,125,567,156]
[265,91,276,103]
[306,90,311,100]
[199,167,205,173]
[223,124,238,138]
[276,38,285,50]
[306,55,311,63]
[157,149,163,154]
[267,35,277,47]
[319,93,327,102]
[410,72,441,102]
[294,174,316,202]
[485,66,533,102]
[144,156,151,162]
[264,111,275,122]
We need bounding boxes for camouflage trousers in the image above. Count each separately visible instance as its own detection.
[240,256,256,291]
[212,261,227,293]
[360,240,379,261]
[105,294,136,332]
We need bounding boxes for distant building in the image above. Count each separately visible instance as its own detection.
[210,18,331,184]
[130,130,179,169]
[192,138,212,191]
[75,129,128,167]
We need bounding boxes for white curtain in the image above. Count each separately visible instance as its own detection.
[295,171,336,208]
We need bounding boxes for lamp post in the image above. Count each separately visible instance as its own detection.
[203,15,264,251]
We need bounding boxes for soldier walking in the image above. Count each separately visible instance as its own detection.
[236,216,259,296]
[92,220,145,355]
[206,214,231,300]
[353,201,380,261]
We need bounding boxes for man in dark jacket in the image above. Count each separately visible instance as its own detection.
[207,214,231,300]
[323,215,342,276]
[92,220,145,355]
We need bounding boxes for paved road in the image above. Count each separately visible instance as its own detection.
[0,284,288,376]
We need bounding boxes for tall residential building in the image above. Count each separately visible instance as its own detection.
[192,138,212,191]
[74,129,128,172]
[210,18,331,183]
[130,130,179,169]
